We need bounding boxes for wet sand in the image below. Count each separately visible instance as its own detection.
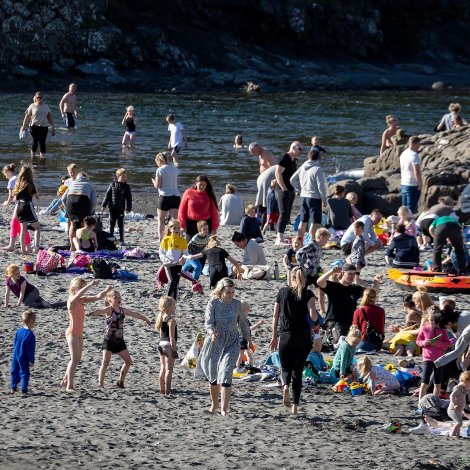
[1,193,469,469]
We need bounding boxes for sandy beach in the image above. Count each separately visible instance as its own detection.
[1,192,470,470]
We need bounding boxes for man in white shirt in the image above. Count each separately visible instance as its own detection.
[399,136,422,214]
[231,231,267,268]
[340,209,383,256]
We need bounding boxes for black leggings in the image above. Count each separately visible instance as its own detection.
[109,208,124,242]
[30,125,48,153]
[165,265,182,300]
[277,189,295,234]
[279,332,312,405]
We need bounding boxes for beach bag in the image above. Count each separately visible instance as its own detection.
[322,320,342,352]
[241,264,271,280]
[36,249,61,274]
[92,258,114,279]
[361,308,385,345]
[155,265,168,290]
[69,253,92,268]
[181,342,200,369]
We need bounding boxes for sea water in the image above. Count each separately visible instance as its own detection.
[0,90,468,195]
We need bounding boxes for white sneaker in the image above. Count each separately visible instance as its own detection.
[409,422,431,434]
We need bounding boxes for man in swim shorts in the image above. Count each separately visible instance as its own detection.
[59,83,78,128]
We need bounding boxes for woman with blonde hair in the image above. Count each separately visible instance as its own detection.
[352,288,385,353]
[356,355,400,396]
[197,278,251,415]
[388,287,434,357]
[380,115,400,154]
[269,267,317,414]
[60,278,111,391]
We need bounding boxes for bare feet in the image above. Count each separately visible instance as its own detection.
[221,409,228,416]
[209,404,220,414]
[65,388,76,393]
[282,385,291,407]
[1,246,16,252]
[291,404,298,415]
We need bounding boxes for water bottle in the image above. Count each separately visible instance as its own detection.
[273,261,279,280]
[425,260,432,271]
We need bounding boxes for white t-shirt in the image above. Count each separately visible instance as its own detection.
[168,122,184,148]
[7,175,17,190]
[155,164,179,196]
[243,239,267,265]
[400,148,420,186]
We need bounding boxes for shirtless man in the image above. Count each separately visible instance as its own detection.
[59,83,78,129]
[249,142,277,217]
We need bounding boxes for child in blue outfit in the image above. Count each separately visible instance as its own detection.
[11,310,36,396]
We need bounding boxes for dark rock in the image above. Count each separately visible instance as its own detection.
[11,64,37,76]
[363,191,402,215]
[357,176,387,191]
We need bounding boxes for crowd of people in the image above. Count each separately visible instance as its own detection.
[3,91,470,436]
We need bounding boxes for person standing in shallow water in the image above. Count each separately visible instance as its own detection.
[21,92,55,159]
[59,83,78,129]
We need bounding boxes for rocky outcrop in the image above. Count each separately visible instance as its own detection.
[1,0,470,91]
[360,126,470,220]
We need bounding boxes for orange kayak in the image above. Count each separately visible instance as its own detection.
[388,269,470,294]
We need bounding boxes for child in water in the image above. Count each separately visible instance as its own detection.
[10,310,36,397]
[166,114,187,167]
[87,289,151,388]
[122,105,136,148]
[73,216,98,253]
[356,356,400,396]
[156,295,178,396]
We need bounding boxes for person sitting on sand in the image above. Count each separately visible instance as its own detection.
[356,356,400,396]
[73,216,98,253]
[332,325,361,380]
[447,371,470,438]
[340,209,384,258]
[219,184,244,226]
[380,115,400,154]
[87,289,151,389]
[239,204,263,242]
[345,192,362,221]
[231,231,267,277]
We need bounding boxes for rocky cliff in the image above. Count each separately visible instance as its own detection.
[337,126,470,221]
[1,0,470,91]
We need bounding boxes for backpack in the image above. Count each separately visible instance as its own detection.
[361,308,385,345]
[92,258,114,279]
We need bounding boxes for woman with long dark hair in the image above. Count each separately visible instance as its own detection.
[178,175,219,238]
[269,267,317,414]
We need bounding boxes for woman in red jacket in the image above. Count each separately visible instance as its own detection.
[178,175,219,238]
[352,288,385,353]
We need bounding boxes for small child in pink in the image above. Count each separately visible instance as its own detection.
[416,306,453,400]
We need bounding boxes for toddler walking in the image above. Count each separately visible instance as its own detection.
[87,289,151,388]
[448,371,470,438]
[10,310,36,397]
[156,296,178,396]
[236,301,263,367]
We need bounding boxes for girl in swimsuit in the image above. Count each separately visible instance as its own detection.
[73,216,98,253]
[155,296,178,396]
[87,289,151,388]
[61,278,112,392]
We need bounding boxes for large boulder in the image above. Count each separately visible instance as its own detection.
[358,126,470,214]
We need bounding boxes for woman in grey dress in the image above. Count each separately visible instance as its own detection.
[197,278,252,415]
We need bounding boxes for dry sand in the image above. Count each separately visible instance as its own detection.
[1,193,470,470]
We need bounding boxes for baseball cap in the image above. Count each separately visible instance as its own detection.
[342,263,357,272]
